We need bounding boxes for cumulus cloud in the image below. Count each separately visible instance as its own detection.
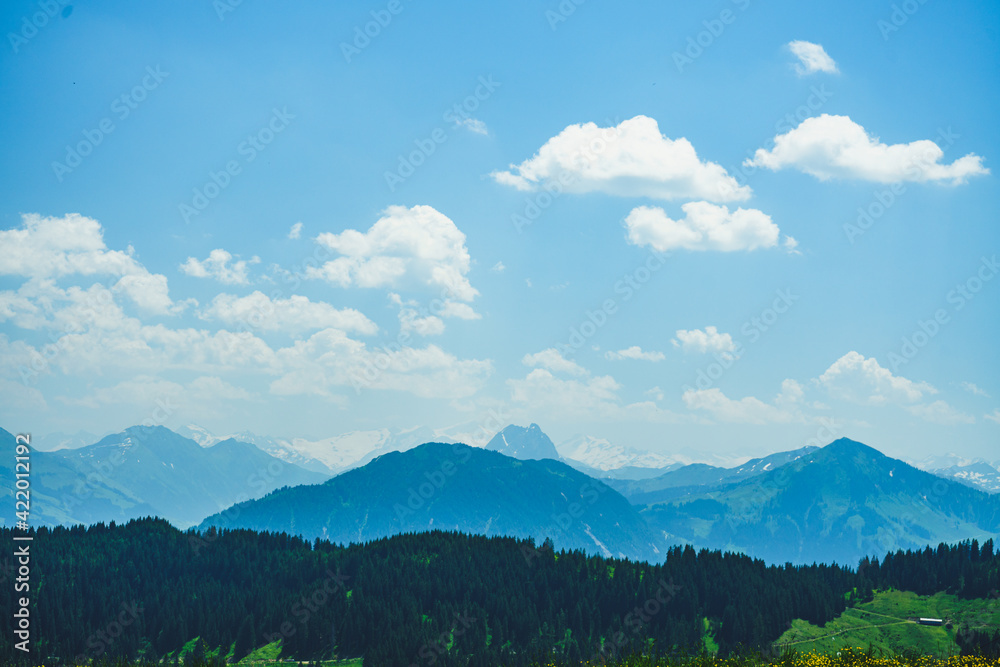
[0,213,179,314]
[200,291,378,335]
[746,115,989,184]
[180,249,259,285]
[0,213,141,279]
[961,381,989,397]
[272,328,492,400]
[787,41,838,75]
[906,400,975,425]
[491,261,505,273]
[398,309,445,336]
[508,369,622,417]
[817,351,935,405]
[605,346,665,362]
[625,203,782,252]
[672,326,736,354]
[682,387,796,424]
[491,115,751,202]
[288,222,303,239]
[522,348,587,376]
[307,205,478,302]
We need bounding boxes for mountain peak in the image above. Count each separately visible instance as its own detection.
[822,437,881,455]
[486,423,560,461]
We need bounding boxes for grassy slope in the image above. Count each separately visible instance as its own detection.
[775,590,1000,655]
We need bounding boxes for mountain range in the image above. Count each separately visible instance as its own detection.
[1,426,326,528]
[200,442,663,561]
[641,438,1000,564]
[8,422,1000,566]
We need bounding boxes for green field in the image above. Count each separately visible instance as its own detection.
[775,590,1000,655]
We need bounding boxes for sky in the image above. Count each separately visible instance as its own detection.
[1,0,998,463]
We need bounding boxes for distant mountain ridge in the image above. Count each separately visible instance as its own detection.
[642,438,1000,564]
[931,462,1000,494]
[1,426,327,529]
[201,441,662,561]
[607,445,818,504]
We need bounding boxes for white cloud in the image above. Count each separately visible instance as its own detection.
[491,115,751,202]
[508,369,622,417]
[746,115,989,184]
[437,300,481,320]
[625,203,782,252]
[114,272,180,315]
[682,387,795,424]
[961,381,990,397]
[399,309,445,336]
[491,261,505,273]
[522,348,587,376]
[288,222,303,240]
[0,213,141,279]
[817,351,935,405]
[787,40,838,75]
[605,346,665,362]
[200,291,378,335]
[0,213,178,315]
[272,328,492,400]
[308,205,478,302]
[64,374,260,410]
[906,400,975,425]
[180,249,259,285]
[455,118,489,135]
[672,326,737,354]
[776,378,806,406]
[985,409,1000,424]
[0,378,47,411]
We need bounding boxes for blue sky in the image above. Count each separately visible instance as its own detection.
[1,0,998,462]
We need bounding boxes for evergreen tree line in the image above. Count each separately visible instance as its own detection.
[0,519,996,666]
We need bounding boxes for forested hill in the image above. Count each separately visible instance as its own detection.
[2,520,997,665]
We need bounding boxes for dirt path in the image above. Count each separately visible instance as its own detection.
[780,619,914,647]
